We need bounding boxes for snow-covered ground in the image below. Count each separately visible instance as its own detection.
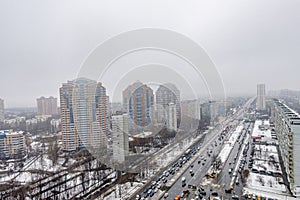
[246,173,286,193]
[252,120,273,141]
[251,159,281,174]
[244,119,288,197]
[103,182,143,200]
[218,124,243,163]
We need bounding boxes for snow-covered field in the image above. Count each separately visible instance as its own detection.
[246,173,285,193]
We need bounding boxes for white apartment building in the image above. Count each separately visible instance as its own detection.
[112,113,129,164]
[271,99,300,197]
[165,103,177,131]
[257,84,266,111]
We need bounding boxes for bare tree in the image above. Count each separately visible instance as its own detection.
[257,175,265,186]
[268,179,273,187]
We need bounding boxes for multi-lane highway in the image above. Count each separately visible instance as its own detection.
[134,97,256,200]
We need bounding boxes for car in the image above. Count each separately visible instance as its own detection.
[191,164,194,168]
[198,160,201,164]
[199,189,206,195]
[164,193,169,198]
[211,191,218,196]
[174,195,181,200]
[149,191,155,197]
[247,193,253,199]
[225,188,232,193]
[183,189,190,194]
[232,195,239,200]
[267,171,273,176]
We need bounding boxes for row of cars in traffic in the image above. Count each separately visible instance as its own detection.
[136,124,231,200]
[136,143,205,199]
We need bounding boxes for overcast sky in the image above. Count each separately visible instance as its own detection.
[0,0,299,108]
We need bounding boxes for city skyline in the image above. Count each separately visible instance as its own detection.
[0,1,300,199]
[1,0,300,107]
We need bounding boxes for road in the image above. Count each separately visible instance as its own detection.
[133,97,255,200]
[161,97,256,200]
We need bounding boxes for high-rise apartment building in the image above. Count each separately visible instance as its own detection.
[60,78,109,152]
[123,81,154,132]
[122,81,143,113]
[257,84,266,111]
[156,83,181,125]
[112,113,129,164]
[37,96,58,115]
[271,99,300,197]
[0,98,4,122]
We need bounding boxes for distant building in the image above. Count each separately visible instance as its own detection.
[156,83,181,125]
[0,130,26,160]
[37,96,58,115]
[257,84,266,111]
[200,101,222,126]
[60,78,109,152]
[0,98,4,122]
[112,113,129,164]
[165,103,177,131]
[122,81,143,113]
[50,119,61,133]
[271,99,300,197]
[182,100,201,120]
[123,81,154,132]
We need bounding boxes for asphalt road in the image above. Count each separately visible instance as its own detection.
[165,130,224,200]
[162,97,256,200]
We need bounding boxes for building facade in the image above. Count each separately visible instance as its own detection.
[156,83,181,125]
[257,84,266,111]
[271,99,300,197]
[112,113,129,164]
[181,100,201,120]
[0,98,4,122]
[60,78,109,152]
[122,81,143,113]
[37,96,58,115]
[165,103,177,131]
[123,81,154,132]
[0,130,26,160]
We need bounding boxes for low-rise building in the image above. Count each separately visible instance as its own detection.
[0,130,27,159]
